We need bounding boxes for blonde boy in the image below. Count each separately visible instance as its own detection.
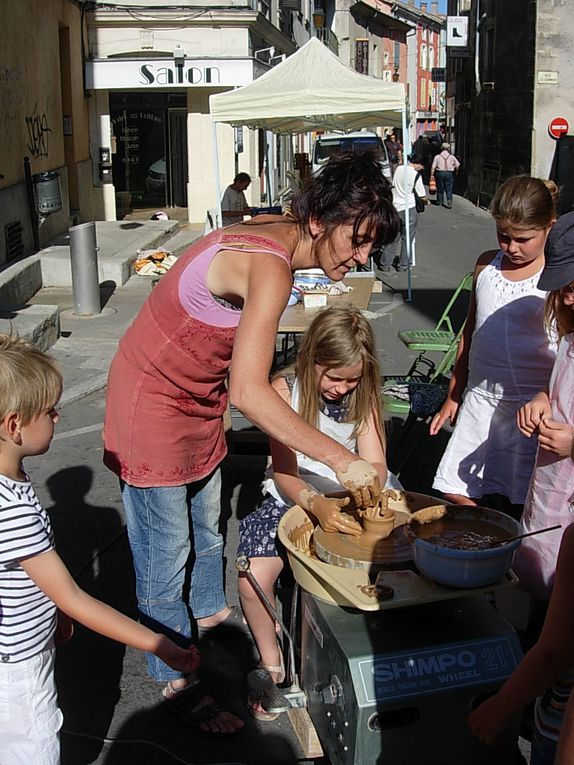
[0,336,199,764]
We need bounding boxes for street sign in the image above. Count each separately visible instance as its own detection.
[447,16,468,47]
[548,116,569,139]
[432,67,446,83]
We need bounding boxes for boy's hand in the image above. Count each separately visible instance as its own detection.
[517,391,552,437]
[54,608,74,644]
[429,399,459,436]
[336,459,380,509]
[308,495,362,536]
[538,418,574,457]
[156,640,201,675]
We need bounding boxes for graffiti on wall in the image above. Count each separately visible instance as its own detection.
[25,104,52,158]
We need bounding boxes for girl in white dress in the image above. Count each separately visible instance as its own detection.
[430,176,558,517]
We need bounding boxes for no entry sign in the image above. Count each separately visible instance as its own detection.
[549,116,569,139]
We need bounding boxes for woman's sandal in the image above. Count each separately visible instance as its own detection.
[247,663,290,722]
[163,679,244,735]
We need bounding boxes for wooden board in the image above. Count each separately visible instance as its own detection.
[287,707,324,759]
[279,274,375,334]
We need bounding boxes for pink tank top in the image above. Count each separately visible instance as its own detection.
[103,229,291,487]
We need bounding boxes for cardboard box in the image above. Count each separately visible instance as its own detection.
[303,291,328,309]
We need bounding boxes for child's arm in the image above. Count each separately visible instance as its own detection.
[21,550,200,675]
[269,376,363,536]
[517,390,552,437]
[537,417,574,458]
[429,253,492,436]
[468,524,574,745]
[356,407,388,489]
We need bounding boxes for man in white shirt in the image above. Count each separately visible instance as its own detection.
[221,173,252,227]
[377,155,428,273]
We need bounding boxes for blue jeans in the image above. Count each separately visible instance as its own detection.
[530,728,556,765]
[380,207,419,270]
[435,170,455,205]
[121,469,226,681]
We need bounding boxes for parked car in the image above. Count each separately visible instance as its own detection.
[145,157,166,196]
[312,132,392,179]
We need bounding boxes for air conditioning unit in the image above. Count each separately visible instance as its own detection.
[482,81,495,90]
[280,0,301,10]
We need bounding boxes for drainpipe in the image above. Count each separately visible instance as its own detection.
[24,157,40,252]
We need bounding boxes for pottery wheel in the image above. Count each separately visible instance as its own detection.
[314,524,413,571]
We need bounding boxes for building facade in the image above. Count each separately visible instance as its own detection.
[447,0,574,206]
[87,0,306,223]
[0,0,93,265]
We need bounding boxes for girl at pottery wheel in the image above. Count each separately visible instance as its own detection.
[237,308,401,720]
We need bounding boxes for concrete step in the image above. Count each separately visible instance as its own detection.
[0,303,59,351]
[40,219,179,288]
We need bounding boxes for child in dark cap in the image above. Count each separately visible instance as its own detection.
[469,212,574,764]
[514,210,574,601]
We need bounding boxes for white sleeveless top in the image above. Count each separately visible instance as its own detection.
[263,379,356,504]
[467,251,556,400]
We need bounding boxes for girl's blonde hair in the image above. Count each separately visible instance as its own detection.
[544,287,574,339]
[279,308,385,446]
[490,175,558,229]
[0,335,62,425]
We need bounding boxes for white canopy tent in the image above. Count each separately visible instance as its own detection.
[209,37,414,296]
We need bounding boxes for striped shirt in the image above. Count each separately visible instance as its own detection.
[535,669,574,743]
[0,472,56,663]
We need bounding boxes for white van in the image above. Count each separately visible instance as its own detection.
[312,131,392,179]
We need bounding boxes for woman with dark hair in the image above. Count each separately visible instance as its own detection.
[103,152,398,732]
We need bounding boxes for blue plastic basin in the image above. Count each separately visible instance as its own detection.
[412,507,521,588]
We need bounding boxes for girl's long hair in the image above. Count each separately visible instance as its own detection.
[490,176,558,229]
[277,307,385,448]
[544,287,574,339]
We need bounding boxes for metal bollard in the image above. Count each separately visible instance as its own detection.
[69,221,101,316]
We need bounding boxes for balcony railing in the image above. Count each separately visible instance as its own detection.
[315,28,339,56]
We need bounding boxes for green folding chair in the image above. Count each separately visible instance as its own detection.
[398,272,473,353]
[383,322,465,473]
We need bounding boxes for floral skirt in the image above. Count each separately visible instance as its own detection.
[238,495,289,558]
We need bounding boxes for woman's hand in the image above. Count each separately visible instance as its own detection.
[335,458,380,509]
[517,391,552,437]
[468,694,514,746]
[308,494,362,536]
[156,640,201,675]
[537,418,574,458]
[429,398,460,436]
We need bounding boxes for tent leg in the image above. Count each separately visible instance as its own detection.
[402,107,413,302]
[212,120,223,227]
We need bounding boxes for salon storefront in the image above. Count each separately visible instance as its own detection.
[85,57,262,222]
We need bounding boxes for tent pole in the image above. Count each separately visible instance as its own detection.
[212,120,223,228]
[402,107,413,302]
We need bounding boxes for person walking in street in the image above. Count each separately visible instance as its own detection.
[221,172,252,226]
[102,152,399,730]
[429,176,558,518]
[430,142,460,208]
[384,131,403,176]
[378,153,429,273]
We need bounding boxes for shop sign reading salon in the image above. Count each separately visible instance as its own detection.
[86,58,254,89]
